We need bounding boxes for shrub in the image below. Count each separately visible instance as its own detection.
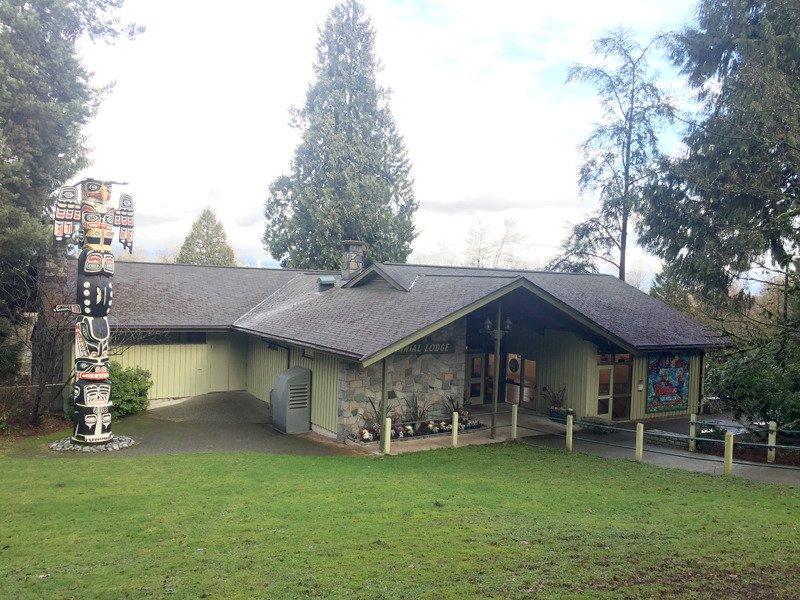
[706,353,800,431]
[108,361,152,418]
[439,394,465,415]
[404,393,433,422]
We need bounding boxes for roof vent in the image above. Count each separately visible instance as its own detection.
[318,274,336,291]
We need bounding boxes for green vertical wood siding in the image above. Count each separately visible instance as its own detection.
[109,343,210,399]
[245,338,288,402]
[289,348,340,435]
[505,327,596,418]
[68,332,252,400]
[244,340,340,435]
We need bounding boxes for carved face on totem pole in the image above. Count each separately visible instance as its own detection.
[52,178,135,444]
[74,316,110,381]
[73,402,113,443]
[72,380,113,442]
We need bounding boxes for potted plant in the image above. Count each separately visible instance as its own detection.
[543,386,569,422]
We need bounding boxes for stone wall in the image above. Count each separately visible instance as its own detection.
[337,320,467,438]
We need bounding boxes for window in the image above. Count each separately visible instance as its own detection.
[613,364,631,395]
[597,353,631,365]
[470,356,482,378]
[469,382,482,398]
[598,366,611,396]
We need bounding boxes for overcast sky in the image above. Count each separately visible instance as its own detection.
[77,0,698,279]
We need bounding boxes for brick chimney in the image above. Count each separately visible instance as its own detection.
[341,240,365,280]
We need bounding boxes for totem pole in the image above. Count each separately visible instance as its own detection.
[53,179,134,444]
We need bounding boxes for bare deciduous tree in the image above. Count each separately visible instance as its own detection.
[0,259,155,425]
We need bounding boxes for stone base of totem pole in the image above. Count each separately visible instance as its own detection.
[49,435,136,453]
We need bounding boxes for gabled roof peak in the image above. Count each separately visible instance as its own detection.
[341,262,413,291]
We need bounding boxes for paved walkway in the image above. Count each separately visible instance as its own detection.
[522,431,800,487]
[105,391,355,457]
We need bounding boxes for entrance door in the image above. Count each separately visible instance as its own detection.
[596,354,632,420]
[465,353,484,405]
[612,362,632,419]
[597,365,613,418]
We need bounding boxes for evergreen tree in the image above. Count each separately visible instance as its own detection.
[547,29,672,280]
[639,0,799,341]
[639,0,800,427]
[263,0,417,269]
[176,208,237,267]
[0,0,139,381]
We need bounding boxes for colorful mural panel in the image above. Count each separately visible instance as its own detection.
[646,352,690,413]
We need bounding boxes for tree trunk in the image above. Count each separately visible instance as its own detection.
[619,209,628,281]
[618,71,636,282]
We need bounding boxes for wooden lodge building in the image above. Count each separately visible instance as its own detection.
[71,242,719,440]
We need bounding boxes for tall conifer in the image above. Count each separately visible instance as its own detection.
[176,208,236,267]
[263,0,417,269]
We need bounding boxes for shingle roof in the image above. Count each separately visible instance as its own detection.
[106,262,322,330]
[381,264,721,351]
[101,261,720,361]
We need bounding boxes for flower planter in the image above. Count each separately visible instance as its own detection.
[548,408,569,423]
[351,415,484,444]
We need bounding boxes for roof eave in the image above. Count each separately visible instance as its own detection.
[112,324,232,332]
[231,325,363,362]
[636,341,727,352]
[360,277,638,368]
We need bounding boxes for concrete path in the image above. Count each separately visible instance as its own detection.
[106,391,355,457]
[523,432,800,487]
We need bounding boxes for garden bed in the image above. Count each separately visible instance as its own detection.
[693,423,800,466]
[350,414,484,445]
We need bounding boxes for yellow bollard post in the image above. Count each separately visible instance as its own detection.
[566,413,573,453]
[511,403,518,440]
[381,417,391,455]
[451,412,459,447]
[689,413,697,453]
[767,421,777,464]
[635,422,644,462]
[723,431,734,476]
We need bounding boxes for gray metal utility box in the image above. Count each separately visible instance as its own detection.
[270,366,311,434]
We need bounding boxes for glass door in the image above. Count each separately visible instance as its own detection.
[465,353,485,405]
[597,365,613,417]
[612,362,632,419]
[521,359,536,404]
[596,354,633,420]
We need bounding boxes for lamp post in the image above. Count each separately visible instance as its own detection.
[482,303,512,438]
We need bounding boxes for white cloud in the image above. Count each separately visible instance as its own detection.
[76,0,696,274]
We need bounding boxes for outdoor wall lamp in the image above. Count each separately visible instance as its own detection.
[481,316,513,340]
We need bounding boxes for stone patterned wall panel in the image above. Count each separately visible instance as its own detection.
[339,319,467,436]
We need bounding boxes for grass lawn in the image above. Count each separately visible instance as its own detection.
[1,439,799,599]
